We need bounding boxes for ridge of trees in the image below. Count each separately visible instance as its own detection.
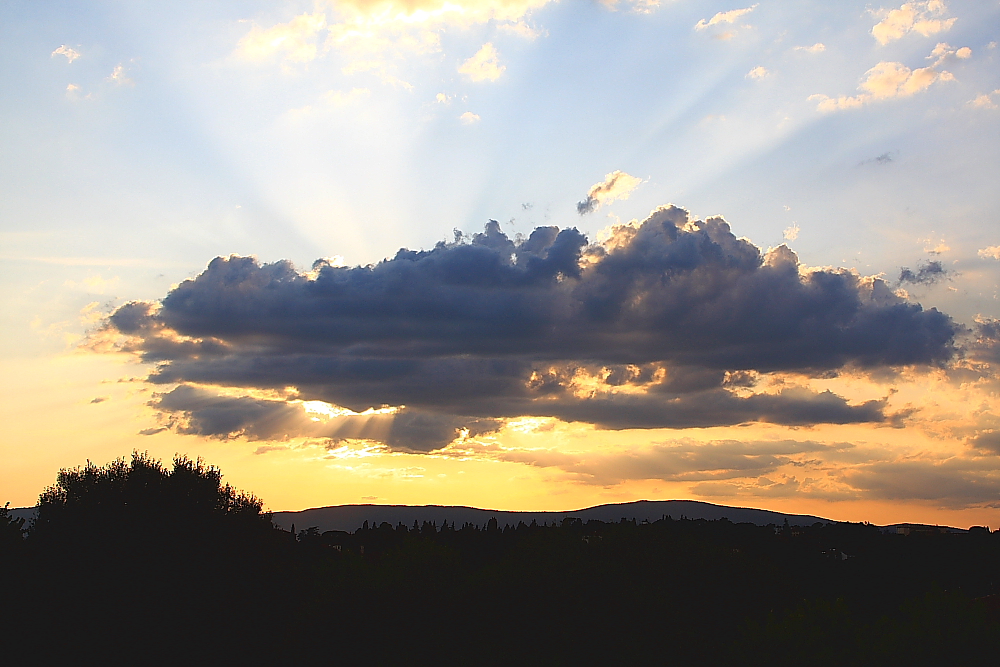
[2,454,997,665]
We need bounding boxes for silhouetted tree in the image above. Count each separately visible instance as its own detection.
[32,451,269,543]
[0,502,25,550]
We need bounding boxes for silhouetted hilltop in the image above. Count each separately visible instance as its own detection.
[271,499,832,532]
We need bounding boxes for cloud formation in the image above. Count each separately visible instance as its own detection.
[459,43,505,82]
[871,1,956,46]
[810,51,955,112]
[235,1,554,69]
[576,171,642,214]
[695,5,758,31]
[51,45,80,63]
[101,205,958,451]
[898,259,947,285]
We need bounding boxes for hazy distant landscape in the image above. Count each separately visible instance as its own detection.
[4,454,997,664]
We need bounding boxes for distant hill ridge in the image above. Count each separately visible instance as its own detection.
[270,500,833,533]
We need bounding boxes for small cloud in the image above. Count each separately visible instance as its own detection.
[921,237,950,254]
[577,170,643,215]
[978,246,1000,260]
[51,45,81,63]
[108,64,132,86]
[90,397,108,404]
[459,111,481,124]
[66,83,80,92]
[898,259,948,285]
[459,43,505,82]
[794,43,825,53]
[498,21,545,39]
[859,152,895,166]
[782,223,800,241]
[871,1,956,46]
[713,31,736,41]
[435,92,453,105]
[810,51,955,112]
[361,495,378,501]
[138,427,167,436]
[928,42,971,67]
[968,90,1000,109]
[695,4,758,31]
[746,66,768,79]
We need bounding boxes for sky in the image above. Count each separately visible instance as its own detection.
[2,0,999,526]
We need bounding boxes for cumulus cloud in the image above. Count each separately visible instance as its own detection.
[979,246,1000,260]
[794,43,825,53]
[695,4,758,31]
[746,66,768,79]
[871,1,956,46]
[577,171,642,214]
[459,43,506,82]
[51,45,80,63]
[898,260,948,286]
[969,92,1000,109]
[99,205,958,451]
[782,223,799,241]
[809,52,955,112]
[460,111,481,124]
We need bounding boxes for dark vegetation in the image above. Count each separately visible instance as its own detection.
[3,453,998,665]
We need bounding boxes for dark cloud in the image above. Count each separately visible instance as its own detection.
[146,384,498,452]
[898,260,947,286]
[858,151,894,166]
[967,317,1000,365]
[844,460,1000,508]
[102,205,958,450]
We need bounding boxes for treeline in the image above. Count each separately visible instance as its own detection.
[2,454,998,665]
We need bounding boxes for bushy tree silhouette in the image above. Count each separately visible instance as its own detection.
[0,502,25,551]
[31,451,270,548]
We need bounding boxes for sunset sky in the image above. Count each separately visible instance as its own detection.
[2,0,999,527]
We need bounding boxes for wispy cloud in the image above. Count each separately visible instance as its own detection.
[695,4,758,31]
[794,43,825,53]
[576,171,642,214]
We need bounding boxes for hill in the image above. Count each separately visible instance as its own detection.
[271,499,832,532]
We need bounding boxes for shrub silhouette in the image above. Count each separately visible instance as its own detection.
[31,451,270,549]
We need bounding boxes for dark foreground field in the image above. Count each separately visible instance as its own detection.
[2,455,997,666]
